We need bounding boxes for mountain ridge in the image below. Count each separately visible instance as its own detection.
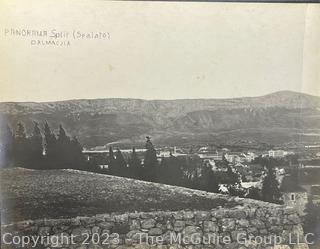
[1,91,320,147]
[0,90,319,104]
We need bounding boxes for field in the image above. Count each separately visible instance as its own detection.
[0,168,243,224]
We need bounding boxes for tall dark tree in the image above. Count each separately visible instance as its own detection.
[261,165,282,204]
[128,147,142,179]
[0,124,14,167]
[43,121,57,168]
[57,125,68,141]
[13,122,28,167]
[215,154,230,173]
[222,154,229,164]
[29,122,43,169]
[304,196,320,246]
[206,169,220,193]
[226,165,240,185]
[180,155,202,189]
[158,154,184,186]
[143,136,158,182]
[114,149,127,176]
[56,124,71,168]
[108,146,116,174]
[70,136,86,170]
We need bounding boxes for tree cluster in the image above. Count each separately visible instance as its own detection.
[304,197,320,246]
[0,122,88,170]
[95,137,222,193]
[1,124,283,204]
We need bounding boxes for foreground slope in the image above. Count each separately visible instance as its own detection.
[0,168,247,224]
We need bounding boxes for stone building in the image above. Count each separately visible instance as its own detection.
[281,175,308,216]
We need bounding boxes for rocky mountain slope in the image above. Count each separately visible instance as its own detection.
[1,91,320,147]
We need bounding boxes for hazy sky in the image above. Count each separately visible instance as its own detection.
[0,1,319,102]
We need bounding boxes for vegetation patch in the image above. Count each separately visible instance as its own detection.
[0,168,242,224]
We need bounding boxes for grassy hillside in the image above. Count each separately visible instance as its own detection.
[0,168,243,224]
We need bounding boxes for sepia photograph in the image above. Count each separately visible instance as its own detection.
[0,1,320,248]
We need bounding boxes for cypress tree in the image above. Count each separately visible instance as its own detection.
[0,124,14,167]
[13,122,28,167]
[261,165,282,204]
[108,146,116,175]
[29,122,43,169]
[143,136,158,182]
[206,169,220,193]
[43,121,57,169]
[128,147,142,179]
[304,196,320,245]
[57,125,70,149]
[159,154,184,186]
[115,148,127,176]
[226,165,240,185]
[57,124,71,168]
[70,136,86,170]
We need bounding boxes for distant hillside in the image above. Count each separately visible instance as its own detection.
[1,91,320,147]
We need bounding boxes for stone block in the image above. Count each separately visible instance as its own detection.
[141,213,155,219]
[230,230,246,242]
[127,230,143,241]
[227,209,246,219]
[149,228,163,236]
[182,226,203,244]
[211,209,225,219]
[194,211,210,221]
[141,219,156,229]
[71,227,91,243]
[115,214,129,223]
[286,214,300,225]
[98,222,115,230]
[91,226,100,234]
[129,212,140,219]
[185,220,196,226]
[250,219,265,229]
[183,211,194,220]
[220,218,236,231]
[80,217,96,225]
[236,219,249,228]
[203,221,218,232]
[173,221,185,232]
[130,219,141,230]
[173,212,184,220]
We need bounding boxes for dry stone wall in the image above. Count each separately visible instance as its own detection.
[1,203,310,249]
